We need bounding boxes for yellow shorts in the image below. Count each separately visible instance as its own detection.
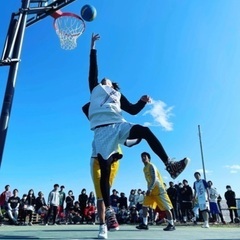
[90,157,119,199]
[143,192,173,211]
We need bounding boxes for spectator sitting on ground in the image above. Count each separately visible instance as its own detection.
[129,205,139,224]
[7,189,20,225]
[84,202,96,224]
[117,205,129,224]
[71,201,82,224]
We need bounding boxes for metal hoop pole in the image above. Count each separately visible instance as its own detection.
[0,0,31,167]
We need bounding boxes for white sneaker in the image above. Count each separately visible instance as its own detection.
[98,224,108,239]
[202,223,209,228]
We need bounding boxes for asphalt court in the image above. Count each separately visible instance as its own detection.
[0,224,240,240]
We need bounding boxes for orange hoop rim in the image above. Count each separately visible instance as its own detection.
[53,12,86,35]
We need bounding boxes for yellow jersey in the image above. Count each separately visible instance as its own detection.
[143,162,166,196]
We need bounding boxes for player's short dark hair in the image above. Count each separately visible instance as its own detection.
[194,172,201,176]
[141,152,151,160]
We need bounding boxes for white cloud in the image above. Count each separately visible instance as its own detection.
[142,99,174,131]
[224,165,240,173]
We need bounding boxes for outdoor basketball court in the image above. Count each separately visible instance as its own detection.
[0,224,240,240]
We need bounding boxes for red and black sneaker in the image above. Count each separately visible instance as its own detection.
[106,207,119,231]
[166,158,190,179]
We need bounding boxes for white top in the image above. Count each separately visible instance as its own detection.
[209,187,219,203]
[48,190,60,206]
[89,84,125,130]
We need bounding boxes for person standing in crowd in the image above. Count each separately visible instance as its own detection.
[65,190,75,224]
[136,152,175,231]
[128,189,136,209]
[45,184,60,226]
[59,186,66,218]
[0,185,11,211]
[118,192,128,210]
[207,181,226,224]
[88,191,96,206]
[135,189,144,212]
[7,189,20,225]
[180,179,193,223]
[167,181,178,222]
[193,172,210,228]
[78,188,88,224]
[176,183,183,222]
[224,185,239,223]
[110,189,119,214]
[217,194,226,224]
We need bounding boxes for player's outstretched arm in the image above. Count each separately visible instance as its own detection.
[120,94,151,115]
[89,33,100,92]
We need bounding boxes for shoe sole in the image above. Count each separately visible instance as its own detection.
[108,227,119,232]
[98,235,107,239]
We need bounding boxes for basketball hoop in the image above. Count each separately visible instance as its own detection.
[53,12,85,50]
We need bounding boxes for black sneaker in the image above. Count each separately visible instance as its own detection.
[163,223,175,231]
[166,158,190,179]
[136,223,149,230]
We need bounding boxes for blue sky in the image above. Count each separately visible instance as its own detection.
[0,0,239,200]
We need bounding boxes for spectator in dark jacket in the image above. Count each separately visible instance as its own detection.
[180,179,193,222]
[224,185,238,223]
[167,181,178,221]
[118,192,128,210]
[78,188,88,223]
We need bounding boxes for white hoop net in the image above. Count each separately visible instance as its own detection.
[54,13,85,50]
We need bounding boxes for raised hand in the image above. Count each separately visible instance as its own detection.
[140,95,151,103]
[91,33,100,49]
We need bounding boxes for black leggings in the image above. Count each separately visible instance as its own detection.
[128,124,169,163]
[98,154,113,208]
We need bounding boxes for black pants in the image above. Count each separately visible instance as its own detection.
[45,205,58,224]
[98,155,113,208]
[228,206,238,222]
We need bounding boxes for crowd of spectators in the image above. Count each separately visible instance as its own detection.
[0,180,239,226]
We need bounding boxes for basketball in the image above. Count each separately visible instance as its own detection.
[80,4,97,22]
